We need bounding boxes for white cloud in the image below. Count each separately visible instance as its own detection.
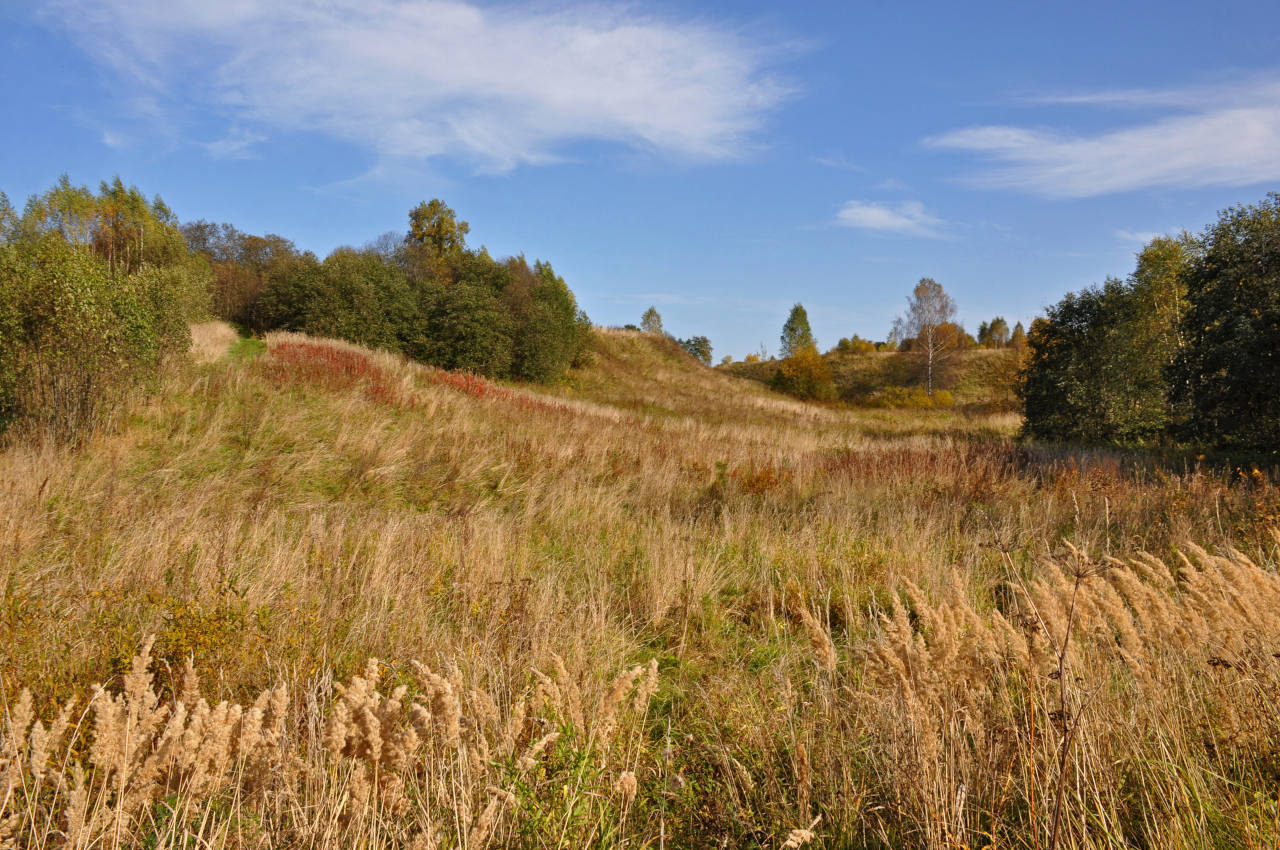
[927,76,1280,197]
[42,0,787,172]
[834,200,951,239]
[1115,229,1159,244]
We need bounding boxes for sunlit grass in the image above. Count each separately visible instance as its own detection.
[1,327,1277,848]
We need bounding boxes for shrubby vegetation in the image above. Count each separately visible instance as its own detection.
[1,179,591,444]
[0,177,209,442]
[732,191,1277,451]
[751,287,1002,407]
[834,334,877,354]
[770,303,836,401]
[5,173,1280,847]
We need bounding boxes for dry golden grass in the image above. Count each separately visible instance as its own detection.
[188,321,239,365]
[2,327,1278,847]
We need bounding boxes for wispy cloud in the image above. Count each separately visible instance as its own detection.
[1115,229,1159,244]
[834,200,951,239]
[203,127,266,160]
[874,177,911,192]
[41,0,788,172]
[811,153,864,172]
[927,76,1280,197]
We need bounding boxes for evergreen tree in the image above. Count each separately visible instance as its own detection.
[780,303,816,359]
[978,316,1010,347]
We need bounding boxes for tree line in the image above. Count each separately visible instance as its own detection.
[1,177,592,443]
[183,197,591,383]
[716,280,1026,408]
[1022,195,1279,454]
[728,193,1277,455]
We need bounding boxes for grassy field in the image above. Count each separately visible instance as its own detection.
[2,325,1279,848]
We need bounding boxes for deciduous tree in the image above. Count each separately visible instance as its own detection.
[978,317,1010,348]
[892,278,958,395]
[1169,196,1280,452]
[640,306,664,335]
[678,335,712,365]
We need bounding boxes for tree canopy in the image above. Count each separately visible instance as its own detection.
[1169,196,1280,452]
[977,317,1010,348]
[1,176,210,442]
[1020,235,1194,444]
[189,198,591,385]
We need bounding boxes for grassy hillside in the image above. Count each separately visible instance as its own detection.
[723,346,1023,408]
[3,325,1279,848]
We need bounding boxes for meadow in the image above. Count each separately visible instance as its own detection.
[3,324,1279,848]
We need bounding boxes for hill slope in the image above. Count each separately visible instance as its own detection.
[2,325,1278,848]
[722,345,1023,407]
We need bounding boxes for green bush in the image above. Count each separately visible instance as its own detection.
[1,237,181,441]
[420,279,516,375]
[0,178,208,443]
[254,245,415,354]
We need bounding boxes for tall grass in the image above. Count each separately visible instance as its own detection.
[2,328,1278,847]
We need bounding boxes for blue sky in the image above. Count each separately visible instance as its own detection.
[4,1,1280,358]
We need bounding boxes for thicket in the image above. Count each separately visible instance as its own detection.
[1023,196,1278,454]
[0,177,209,443]
[185,199,592,384]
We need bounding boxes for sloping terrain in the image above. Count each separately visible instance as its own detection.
[723,346,1023,408]
[2,326,1279,849]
